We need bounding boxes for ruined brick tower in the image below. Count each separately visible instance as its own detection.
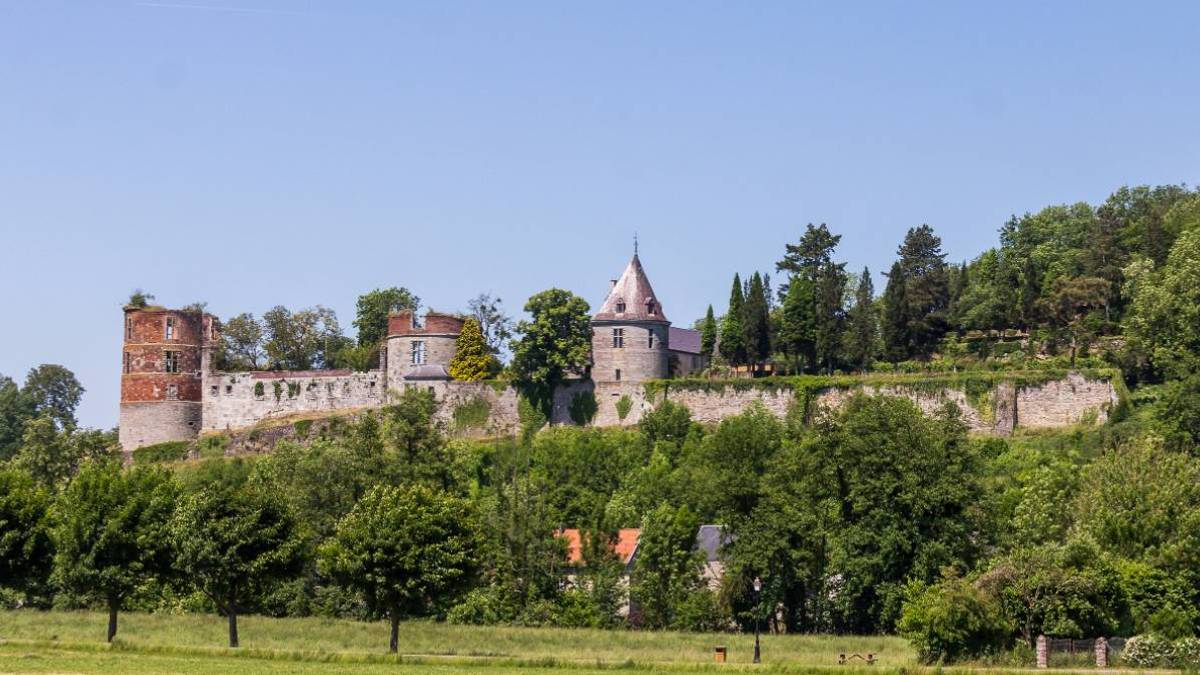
[591,251,670,383]
[385,310,465,385]
[118,306,213,450]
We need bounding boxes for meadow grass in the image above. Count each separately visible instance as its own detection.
[0,610,910,670]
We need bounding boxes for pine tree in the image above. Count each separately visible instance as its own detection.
[896,225,949,358]
[699,305,717,357]
[742,272,772,368]
[813,262,848,374]
[845,267,877,370]
[881,262,909,362]
[776,223,847,373]
[778,275,816,372]
[448,317,495,381]
[718,274,747,366]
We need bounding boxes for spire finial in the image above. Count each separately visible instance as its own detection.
[634,232,639,256]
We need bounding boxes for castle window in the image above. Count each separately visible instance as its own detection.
[612,328,624,348]
[648,331,654,349]
[615,299,626,313]
[164,351,180,373]
[123,352,132,374]
[210,385,218,397]
[411,340,426,365]
[412,313,424,330]
[645,299,656,315]
[226,385,233,395]
[125,318,132,340]
[165,317,175,340]
[615,369,621,381]
[166,384,178,400]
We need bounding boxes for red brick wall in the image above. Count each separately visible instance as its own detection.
[121,309,205,403]
[387,311,465,337]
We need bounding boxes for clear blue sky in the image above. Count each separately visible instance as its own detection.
[2,1,1197,429]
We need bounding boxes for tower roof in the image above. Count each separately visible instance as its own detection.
[594,254,668,323]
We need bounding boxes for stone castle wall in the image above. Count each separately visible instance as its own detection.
[201,369,385,432]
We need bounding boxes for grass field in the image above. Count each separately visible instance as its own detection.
[0,610,911,673]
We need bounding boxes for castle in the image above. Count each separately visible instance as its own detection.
[119,253,711,450]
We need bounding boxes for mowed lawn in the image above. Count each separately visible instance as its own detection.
[0,610,912,672]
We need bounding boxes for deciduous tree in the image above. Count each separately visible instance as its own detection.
[509,289,592,413]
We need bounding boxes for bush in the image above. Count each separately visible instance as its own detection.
[1124,634,1175,667]
[899,575,1011,663]
[447,586,517,625]
[568,391,597,426]
[131,440,190,464]
[615,395,633,422]
[451,397,492,432]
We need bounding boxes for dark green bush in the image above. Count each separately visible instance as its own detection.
[131,440,190,464]
[899,574,1011,663]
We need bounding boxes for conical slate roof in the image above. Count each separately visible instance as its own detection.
[594,254,669,323]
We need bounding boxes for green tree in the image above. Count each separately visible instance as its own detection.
[899,572,1011,663]
[0,375,35,461]
[23,365,84,431]
[718,274,747,366]
[639,400,694,447]
[380,388,452,489]
[896,225,950,358]
[742,272,772,368]
[262,305,350,371]
[881,262,910,362]
[1038,276,1110,365]
[217,313,265,371]
[509,289,592,413]
[171,485,308,647]
[468,293,514,355]
[125,289,154,308]
[1158,375,1200,454]
[777,275,816,371]
[630,503,703,629]
[844,267,877,370]
[449,317,496,381]
[13,417,111,489]
[1124,228,1200,378]
[776,224,847,373]
[354,287,419,347]
[699,305,717,357]
[51,461,177,642]
[0,468,53,597]
[320,485,478,652]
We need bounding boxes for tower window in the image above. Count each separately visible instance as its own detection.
[645,299,656,315]
[123,352,132,374]
[612,328,624,348]
[648,331,654,349]
[125,318,132,340]
[411,313,424,329]
[615,369,621,381]
[615,298,626,313]
[164,351,180,373]
[166,384,178,400]
[411,340,426,365]
[165,317,175,340]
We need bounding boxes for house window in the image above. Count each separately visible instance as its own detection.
[411,340,426,365]
[123,352,132,374]
[165,317,175,340]
[612,328,624,348]
[615,299,626,313]
[164,350,180,373]
[166,384,178,400]
[615,369,621,381]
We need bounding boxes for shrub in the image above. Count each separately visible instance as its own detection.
[452,397,492,431]
[568,391,598,426]
[517,396,546,442]
[615,395,633,422]
[898,575,1011,663]
[132,440,190,464]
[1175,637,1200,667]
[447,585,517,625]
[292,420,313,438]
[1124,634,1175,667]
[1149,605,1197,640]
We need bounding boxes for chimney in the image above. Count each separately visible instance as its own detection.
[610,279,618,288]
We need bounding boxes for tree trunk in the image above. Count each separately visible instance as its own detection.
[228,608,239,648]
[389,613,400,654]
[106,597,119,643]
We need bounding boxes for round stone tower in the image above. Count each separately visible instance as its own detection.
[118,306,211,451]
[591,253,670,384]
[385,310,465,385]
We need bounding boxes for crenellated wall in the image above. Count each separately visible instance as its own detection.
[201,370,385,432]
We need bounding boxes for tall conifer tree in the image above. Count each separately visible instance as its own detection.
[743,272,772,368]
[881,262,909,362]
[699,305,718,357]
[845,267,877,370]
[719,274,747,366]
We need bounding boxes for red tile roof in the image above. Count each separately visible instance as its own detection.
[558,528,640,565]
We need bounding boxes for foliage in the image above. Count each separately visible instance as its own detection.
[125,289,154,308]
[319,485,478,652]
[132,440,191,464]
[468,293,514,356]
[170,484,308,647]
[1124,227,1200,379]
[21,365,84,431]
[718,274,746,365]
[0,375,35,461]
[1157,374,1200,453]
[50,460,177,641]
[898,573,1011,663]
[844,267,877,370]
[509,289,591,413]
[614,395,632,422]
[630,503,703,629]
[567,390,597,426]
[451,397,492,432]
[698,305,717,357]
[262,305,349,371]
[890,224,949,359]
[218,313,265,371]
[13,417,113,488]
[448,317,497,381]
[353,287,419,347]
[0,468,53,596]
[741,272,771,366]
[638,400,693,447]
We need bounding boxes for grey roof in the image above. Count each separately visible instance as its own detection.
[695,524,731,563]
[404,364,451,380]
[669,327,703,355]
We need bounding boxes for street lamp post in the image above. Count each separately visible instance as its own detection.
[753,576,762,664]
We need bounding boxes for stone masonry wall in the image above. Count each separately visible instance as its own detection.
[202,370,384,431]
[1015,372,1118,428]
